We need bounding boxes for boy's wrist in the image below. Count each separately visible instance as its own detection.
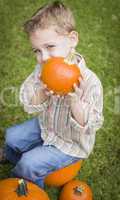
[70,104,85,126]
[69,96,85,126]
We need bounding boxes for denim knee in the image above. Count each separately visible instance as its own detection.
[13,152,49,182]
[5,127,18,149]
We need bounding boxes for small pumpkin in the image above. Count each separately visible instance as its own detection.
[40,57,81,95]
[0,178,50,200]
[45,160,82,187]
[59,180,93,200]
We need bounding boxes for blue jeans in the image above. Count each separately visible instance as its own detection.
[4,117,80,188]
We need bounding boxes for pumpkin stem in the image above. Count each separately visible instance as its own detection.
[15,179,28,196]
[73,186,83,195]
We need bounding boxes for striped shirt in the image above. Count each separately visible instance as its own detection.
[19,53,104,159]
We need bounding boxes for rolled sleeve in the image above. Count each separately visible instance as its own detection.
[23,99,49,114]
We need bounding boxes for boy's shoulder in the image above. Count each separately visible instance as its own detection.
[75,52,103,88]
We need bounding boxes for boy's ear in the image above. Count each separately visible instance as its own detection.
[68,31,79,48]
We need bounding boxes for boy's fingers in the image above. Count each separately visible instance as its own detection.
[73,83,78,91]
[78,76,82,82]
[68,92,76,98]
[40,81,47,89]
[45,90,54,96]
[49,90,54,94]
[68,91,73,96]
[70,84,83,99]
[43,84,47,89]
[44,91,51,96]
[73,83,80,95]
[56,94,60,98]
[61,96,64,99]
[73,83,77,89]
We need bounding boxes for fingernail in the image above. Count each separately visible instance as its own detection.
[50,90,54,94]
[44,84,47,88]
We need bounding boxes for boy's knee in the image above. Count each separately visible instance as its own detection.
[18,153,49,177]
[19,155,33,170]
[5,127,13,145]
[5,126,19,147]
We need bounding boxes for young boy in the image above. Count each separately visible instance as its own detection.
[0,1,104,188]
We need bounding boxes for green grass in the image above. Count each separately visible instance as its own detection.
[0,0,120,199]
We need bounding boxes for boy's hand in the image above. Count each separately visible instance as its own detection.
[38,74,60,98]
[68,76,86,126]
[68,76,85,105]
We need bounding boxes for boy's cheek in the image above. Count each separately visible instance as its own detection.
[36,54,42,64]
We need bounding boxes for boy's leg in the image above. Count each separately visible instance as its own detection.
[11,144,80,188]
[4,117,43,164]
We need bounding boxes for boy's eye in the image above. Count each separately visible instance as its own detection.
[32,48,41,54]
[46,45,55,49]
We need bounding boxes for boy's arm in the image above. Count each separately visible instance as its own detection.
[69,79,104,133]
[19,65,49,114]
[69,83,104,157]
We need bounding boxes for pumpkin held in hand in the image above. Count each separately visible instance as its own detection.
[59,180,93,200]
[40,57,81,95]
[0,178,50,200]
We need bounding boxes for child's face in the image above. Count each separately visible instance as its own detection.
[29,27,78,64]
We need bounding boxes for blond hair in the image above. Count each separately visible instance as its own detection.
[23,1,76,35]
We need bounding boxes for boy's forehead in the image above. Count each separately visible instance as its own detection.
[30,27,65,46]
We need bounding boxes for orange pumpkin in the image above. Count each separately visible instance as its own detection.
[0,178,50,200]
[41,57,81,95]
[44,160,82,187]
[59,180,93,200]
